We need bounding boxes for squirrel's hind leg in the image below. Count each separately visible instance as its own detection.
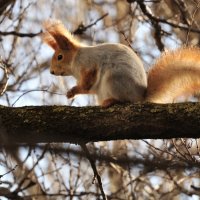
[101,98,121,108]
[97,68,146,106]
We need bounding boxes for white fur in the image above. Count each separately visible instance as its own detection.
[73,43,147,104]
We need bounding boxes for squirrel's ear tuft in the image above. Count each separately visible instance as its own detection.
[42,31,58,50]
[42,20,79,50]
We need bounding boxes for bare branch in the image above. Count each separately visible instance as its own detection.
[0,164,17,178]
[128,0,200,34]
[73,13,108,35]
[0,59,9,96]
[80,143,107,200]
[0,30,42,38]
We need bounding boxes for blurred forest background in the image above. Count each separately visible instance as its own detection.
[0,0,200,199]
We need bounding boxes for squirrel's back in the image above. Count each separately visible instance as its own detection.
[146,47,200,103]
[75,43,148,104]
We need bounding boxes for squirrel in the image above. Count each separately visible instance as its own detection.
[42,20,200,107]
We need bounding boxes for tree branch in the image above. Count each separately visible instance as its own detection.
[128,0,200,34]
[0,103,200,145]
[73,13,108,35]
[0,0,15,16]
[0,30,41,38]
[80,143,107,200]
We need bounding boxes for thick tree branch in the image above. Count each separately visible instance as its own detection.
[0,103,200,145]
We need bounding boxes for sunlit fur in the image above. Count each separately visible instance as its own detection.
[147,47,200,103]
[42,20,80,76]
[43,20,80,48]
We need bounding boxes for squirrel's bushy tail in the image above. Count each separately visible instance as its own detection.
[146,47,200,103]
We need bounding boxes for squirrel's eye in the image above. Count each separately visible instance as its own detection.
[58,54,63,60]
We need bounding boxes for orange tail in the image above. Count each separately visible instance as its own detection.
[146,47,200,103]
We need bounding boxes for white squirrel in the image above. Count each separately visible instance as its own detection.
[42,20,200,107]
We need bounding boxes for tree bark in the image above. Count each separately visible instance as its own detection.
[0,103,200,145]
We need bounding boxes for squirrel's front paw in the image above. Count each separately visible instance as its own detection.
[67,90,75,99]
[67,87,78,99]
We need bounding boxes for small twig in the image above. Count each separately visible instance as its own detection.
[0,165,18,179]
[185,1,200,45]
[0,59,9,96]
[80,143,107,200]
[119,31,133,49]
[171,139,187,160]
[180,139,196,162]
[195,139,200,156]
[14,144,48,193]
[0,30,42,38]
[11,88,65,107]
[166,170,195,196]
[191,185,200,191]
[135,0,165,51]
[73,13,108,35]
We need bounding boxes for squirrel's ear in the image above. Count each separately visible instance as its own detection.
[42,32,58,50]
[51,34,74,50]
[43,20,78,50]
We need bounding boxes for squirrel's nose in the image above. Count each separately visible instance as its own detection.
[50,70,55,74]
